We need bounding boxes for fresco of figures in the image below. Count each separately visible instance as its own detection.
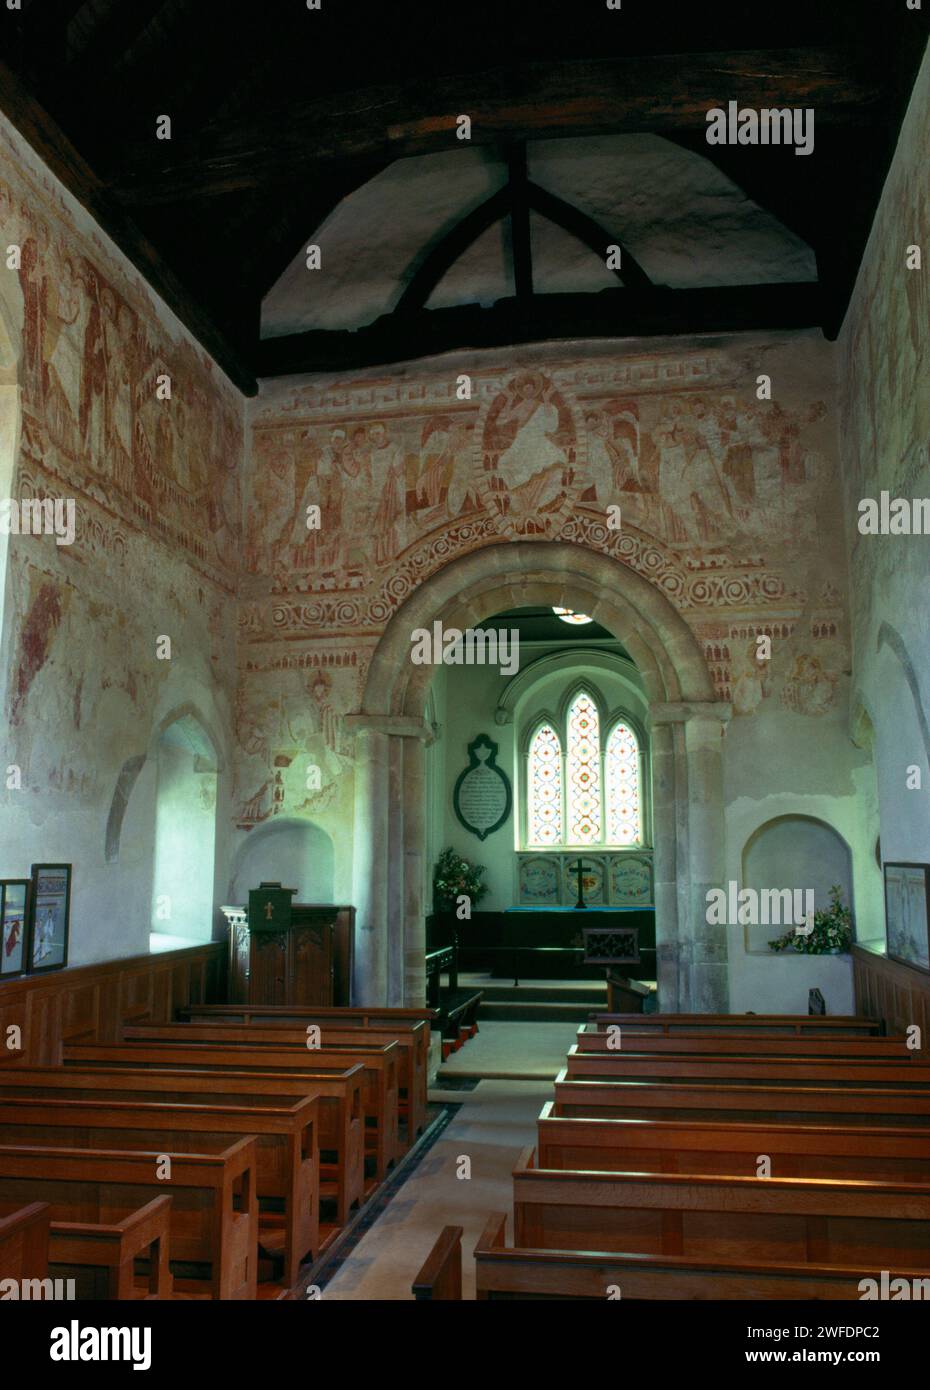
[245,343,847,719]
[0,170,242,587]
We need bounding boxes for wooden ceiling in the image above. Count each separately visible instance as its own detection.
[0,0,925,396]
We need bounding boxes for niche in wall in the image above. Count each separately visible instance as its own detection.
[150,714,218,948]
[741,815,854,955]
[230,818,335,904]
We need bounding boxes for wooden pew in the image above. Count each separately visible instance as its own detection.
[124,1018,428,1143]
[552,1072,930,1126]
[181,1005,435,1139]
[0,1201,48,1287]
[0,1064,365,1227]
[0,1139,258,1299]
[464,1214,929,1300]
[536,1103,930,1180]
[63,1040,401,1179]
[0,1093,319,1289]
[574,1026,914,1058]
[0,1195,173,1300]
[589,1013,882,1036]
[50,1196,172,1300]
[512,1146,930,1266]
[563,1046,930,1087]
[412,1224,463,1300]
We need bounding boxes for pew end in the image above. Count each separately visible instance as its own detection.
[412,1226,463,1300]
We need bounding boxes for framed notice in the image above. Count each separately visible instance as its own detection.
[884,862,930,973]
[0,880,30,978]
[452,734,512,841]
[27,863,71,974]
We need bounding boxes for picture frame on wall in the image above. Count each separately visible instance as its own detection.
[883,862,930,973]
[27,863,71,974]
[0,880,30,978]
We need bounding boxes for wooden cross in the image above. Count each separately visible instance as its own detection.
[573,858,587,910]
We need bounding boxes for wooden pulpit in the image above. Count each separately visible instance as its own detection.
[222,891,354,1006]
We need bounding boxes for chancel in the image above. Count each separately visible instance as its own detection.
[0,0,929,1334]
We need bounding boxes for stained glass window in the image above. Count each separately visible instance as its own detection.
[527,722,562,845]
[566,691,601,844]
[606,720,642,845]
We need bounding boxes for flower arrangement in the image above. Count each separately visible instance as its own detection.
[432,847,489,915]
[768,884,853,955]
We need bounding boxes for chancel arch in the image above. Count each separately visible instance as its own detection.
[350,539,730,1014]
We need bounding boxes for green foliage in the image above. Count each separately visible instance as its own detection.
[432,846,489,914]
[768,884,853,955]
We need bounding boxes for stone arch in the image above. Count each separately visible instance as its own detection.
[350,541,729,1011]
[362,541,714,718]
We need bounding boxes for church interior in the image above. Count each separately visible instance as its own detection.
[0,0,929,1333]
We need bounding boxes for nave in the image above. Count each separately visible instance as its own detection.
[3,1000,929,1304]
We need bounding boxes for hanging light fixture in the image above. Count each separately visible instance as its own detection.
[552,606,593,625]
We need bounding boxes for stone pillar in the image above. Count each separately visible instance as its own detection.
[350,727,390,1003]
[652,700,731,1014]
[347,714,431,1007]
[685,713,729,1012]
[403,737,426,1006]
[649,722,681,1011]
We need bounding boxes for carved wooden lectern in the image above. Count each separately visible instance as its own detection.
[221,888,354,1006]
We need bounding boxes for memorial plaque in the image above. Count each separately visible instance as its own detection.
[453,734,512,841]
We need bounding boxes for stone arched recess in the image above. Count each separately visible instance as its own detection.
[349,540,731,1012]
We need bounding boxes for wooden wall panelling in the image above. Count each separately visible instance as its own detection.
[0,943,226,1065]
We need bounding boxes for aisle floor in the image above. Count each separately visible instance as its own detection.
[320,1072,556,1299]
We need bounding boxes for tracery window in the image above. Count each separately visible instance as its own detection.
[527,722,562,845]
[525,689,644,848]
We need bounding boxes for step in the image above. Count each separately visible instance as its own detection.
[472,984,605,1005]
[480,1002,597,1023]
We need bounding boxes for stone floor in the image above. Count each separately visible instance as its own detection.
[438,1019,581,1078]
[320,1021,574,1300]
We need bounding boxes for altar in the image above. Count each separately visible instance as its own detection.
[432,905,656,984]
[503,905,656,984]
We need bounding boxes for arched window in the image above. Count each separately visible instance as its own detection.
[525,688,645,848]
[527,722,562,845]
[566,690,600,844]
[606,720,642,845]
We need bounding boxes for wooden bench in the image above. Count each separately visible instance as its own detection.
[0,1063,365,1228]
[412,1224,463,1300]
[537,1103,930,1180]
[0,1139,258,1299]
[182,1004,436,1138]
[125,1018,428,1143]
[589,1013,883,1036]
[0,1201,48,1287]
[552,1072,930,1125]
[563,1046,930,1087]
[574,1026,915,1058]
[0,1093,319,1289]
[63,1040,402,1180]
[0,1194,173,1300]
[414,1215,929,1300]
[512,1146,930,1266]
